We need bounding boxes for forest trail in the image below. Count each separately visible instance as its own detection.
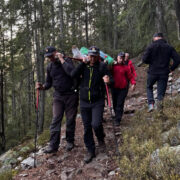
[13,61,159,180]
[14,109,144,180]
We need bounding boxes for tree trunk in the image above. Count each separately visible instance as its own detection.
[59,0,64,48]
[155,0,168,38]
[107,0,113,48]
[78,4,83,45]
[10,23,16,120]
[38,0,45,134]
[174,0,180,40]
[0,69,5,152]
[85,0,89,47]
[0,24,6,151]
[72,8,76,44]
[33,0,45,134]
[113,1,119,49]
[51,0,56,46]
[25,0,33,129]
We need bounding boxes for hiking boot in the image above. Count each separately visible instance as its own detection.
[98,140,106,153]
[84,152,96,164]
[65,142,74,151]
[43,146,58,154]
[114,121,120,126]
[98,140,106,147]
[148,104,154,113]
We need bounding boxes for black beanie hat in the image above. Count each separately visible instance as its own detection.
[118,52,125,57]
[153,32,164,38]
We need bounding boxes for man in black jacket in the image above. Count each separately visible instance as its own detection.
[36,46,78,153]
[71,46,110,163]
[142,33,180,112]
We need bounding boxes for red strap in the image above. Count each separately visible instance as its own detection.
[36,89,39,110]
[105,84,111,108]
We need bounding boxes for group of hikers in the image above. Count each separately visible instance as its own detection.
[36,32,180,163]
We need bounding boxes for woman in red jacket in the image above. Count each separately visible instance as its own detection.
[112,52,136,126]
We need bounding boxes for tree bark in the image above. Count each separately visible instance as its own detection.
[33,0,45,134]
[38,0,45,134]
[59,0,64,48]
[113,1,119,49]
[0,69,5,152]
[78,3,83,45]
[10,22,16,120]
[72,7,76,44]
[107,0,113,48]
[51,0,56,46]
[0,24,6,151]
[85,0,89,47]
[155,0,168,38]
[25,0,33,129]
[174,0,180,40]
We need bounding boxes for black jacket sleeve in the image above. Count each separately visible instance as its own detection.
[101,63,114,85]
[71,62,85,78]
[44,64,52,90]
[142,45,152,64]
[102,63,109,76]
[170,47,180,71]
[62,58,74,76]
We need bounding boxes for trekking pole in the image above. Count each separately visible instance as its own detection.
[34,88,39,168]
[105,84,121,162]
[170,79,172,98]
[170,74,173,98]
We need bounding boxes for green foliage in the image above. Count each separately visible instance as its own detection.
[150,146,180,179]
[37,129,50,146]
[115,0,155,56]
[0,129,50,179]
[0,170,12,180]
[3,160,17,168]
[19,146,32,156]
[175,44,180,54]
[118,95,180,179]
[0,167,18,180]
[119,138,155,179]
[1,0,180,160]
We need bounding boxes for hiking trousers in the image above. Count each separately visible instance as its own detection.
[80,100,105,154]
[112,88,128,123]
[147,74,168,105]
[49,93,79,150]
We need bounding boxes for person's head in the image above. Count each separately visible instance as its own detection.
[44,46,57,62]
[153,32,164,41]
[117,52,125,64]
[88,46,100,65]
[125,53,130,61]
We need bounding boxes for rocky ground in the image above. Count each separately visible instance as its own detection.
[4,59,180,180]
[14,112,123,180]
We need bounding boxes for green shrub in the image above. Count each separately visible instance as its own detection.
[0,170,12,180]
[175,44,180,54]
[119,135,156,179]
[37,129,50,146]
[150,146,180,179]
[118,95,180,179]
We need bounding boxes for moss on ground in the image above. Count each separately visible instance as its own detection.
[0,170,12,180]
[0,128,51,179]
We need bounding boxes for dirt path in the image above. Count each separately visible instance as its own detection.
[14,106,131,180]
[14,61,150,180]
